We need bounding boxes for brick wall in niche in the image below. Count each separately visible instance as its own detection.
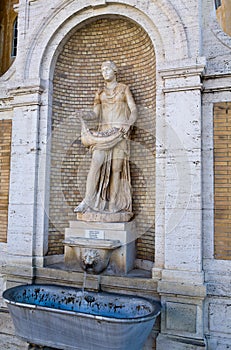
[49,17,156,262]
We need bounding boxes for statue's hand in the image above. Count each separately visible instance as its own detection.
[120,125,130,135]
[91,130,99,136]
[74,110,96,120]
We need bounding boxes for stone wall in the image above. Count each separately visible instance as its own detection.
[202,3,231,345]
[0,310,27,349]
[1,0,231,348]
[49,16,156,261]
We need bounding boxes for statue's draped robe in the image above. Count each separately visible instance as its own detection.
[85,83,132,213]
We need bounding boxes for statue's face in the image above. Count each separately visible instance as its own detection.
[101,64,115,82]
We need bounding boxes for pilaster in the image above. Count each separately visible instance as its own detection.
[6,84,43,284]
[154,58,207,349]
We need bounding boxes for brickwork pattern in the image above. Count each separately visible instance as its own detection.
[214,102,231,260]
[49,17,156,261]
[0,119,12,242]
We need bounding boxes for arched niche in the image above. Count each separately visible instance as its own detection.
[48,16,156,263]
[26,1,189,81]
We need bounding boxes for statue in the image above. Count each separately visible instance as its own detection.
[75,61,137,219]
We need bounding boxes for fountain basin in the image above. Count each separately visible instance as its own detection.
[63,237,121,273]
[3,284,161,350]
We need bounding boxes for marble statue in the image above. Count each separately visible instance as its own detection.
[75,61,137,218]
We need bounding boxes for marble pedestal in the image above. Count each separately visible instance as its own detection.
[64,219,136,274]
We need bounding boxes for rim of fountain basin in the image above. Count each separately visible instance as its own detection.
[3,284,161,323]
[63,237,121,249]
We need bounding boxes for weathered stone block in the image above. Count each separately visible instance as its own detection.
[64,220,136,274]
[209,301,231,334]
[156,334,206,350]
[166,302,197,333]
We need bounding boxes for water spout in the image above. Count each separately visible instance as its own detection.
[82,271,101,292]
[63,237,121,274]
[82,271,87,295]
[81,249,100,272]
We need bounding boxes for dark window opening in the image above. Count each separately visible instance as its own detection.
[11,16,17,57]
[215,0,221,10]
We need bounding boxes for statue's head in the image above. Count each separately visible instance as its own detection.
[101,61,118,74]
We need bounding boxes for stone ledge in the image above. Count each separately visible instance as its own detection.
[206,335,231,350]
[0,333,27,349]
[33,266,159,298]
[206,281,231,297]
[76,211,133,223]
[156,334,206,350]
[0,310,28,349]
[69,219,136,230]
[158,57,206,78]
[158,281,207,298]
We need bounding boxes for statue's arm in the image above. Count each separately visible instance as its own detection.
[124,86,138,131]
[93,103,100,117]
[91,89,101,134]
[93,89,101,117]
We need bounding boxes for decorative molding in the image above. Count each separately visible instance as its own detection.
[8,85,44,97]
[159,58,206,79]
[162,84,203,93]
[203,73,231,93]
[0,97,14,112]
[8,85,44,108]
[158,58,206,93]
[23,0,189,80]
[90,0,107,8]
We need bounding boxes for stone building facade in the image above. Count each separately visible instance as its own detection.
[0,0,231,349]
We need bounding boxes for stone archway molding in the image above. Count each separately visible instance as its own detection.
[23,0,189,81]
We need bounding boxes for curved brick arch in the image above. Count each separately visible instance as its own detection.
[23,0,189,80]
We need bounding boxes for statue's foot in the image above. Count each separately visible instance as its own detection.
[74,200,88,213]
[108,202,118,213]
